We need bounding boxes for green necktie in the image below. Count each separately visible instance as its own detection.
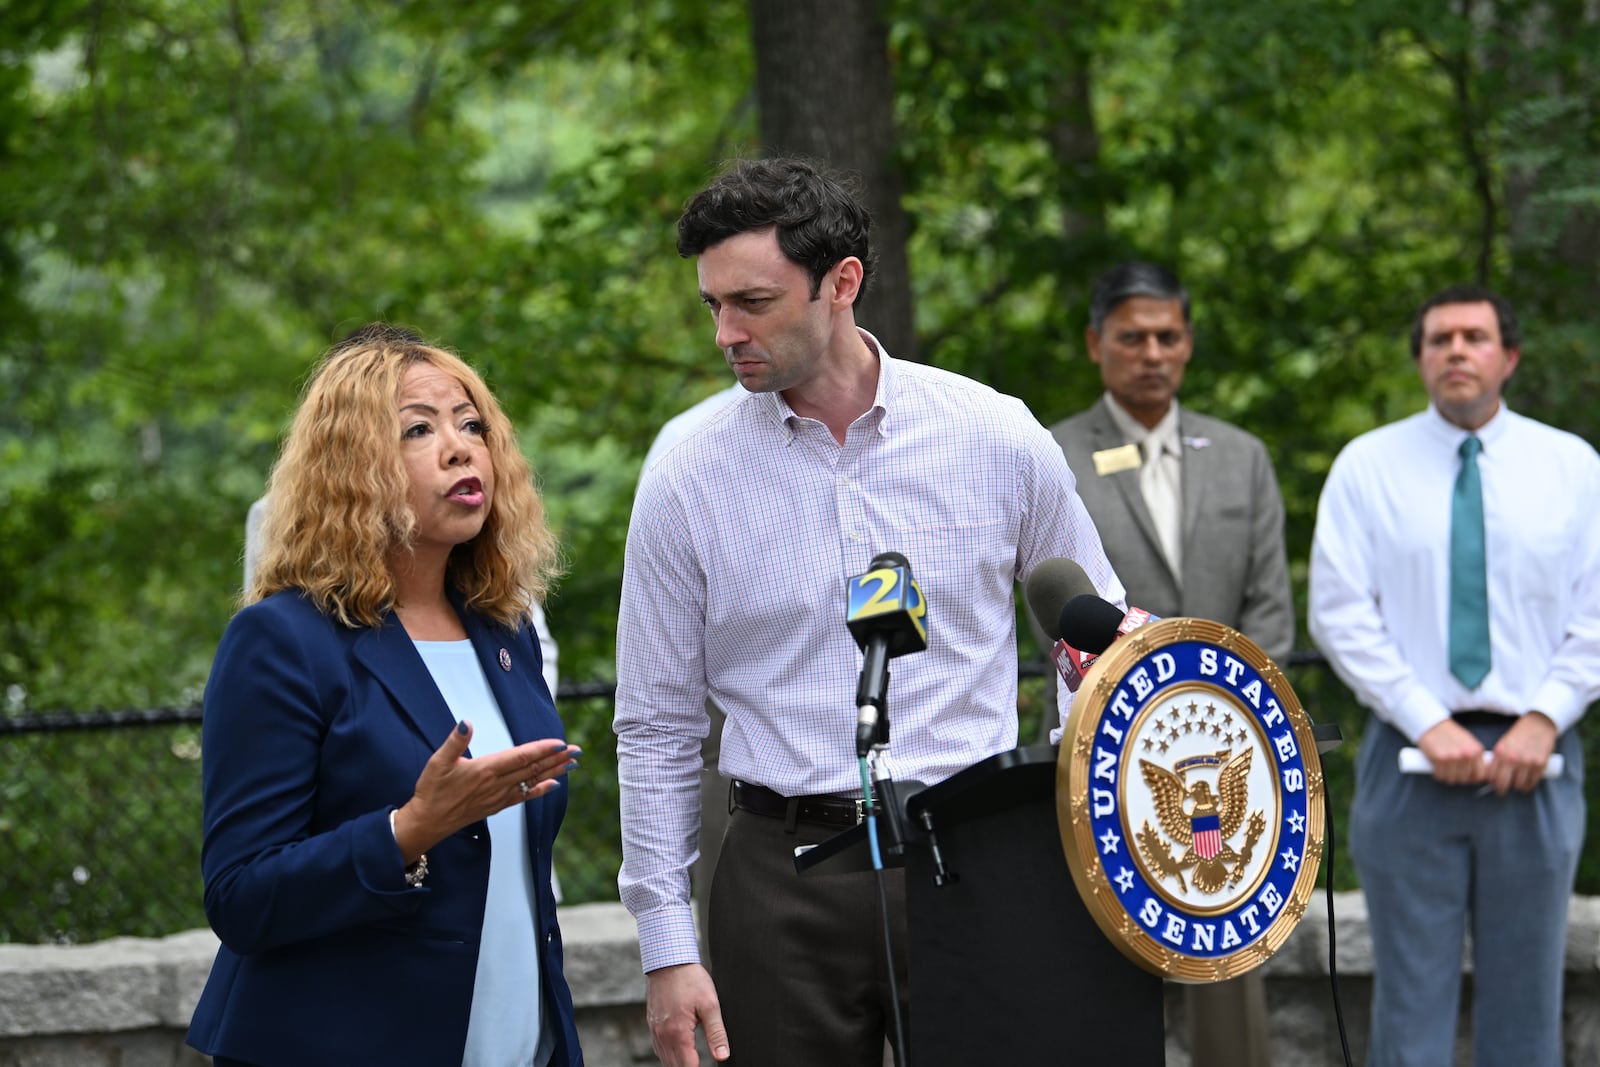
[1448,435,1491,688]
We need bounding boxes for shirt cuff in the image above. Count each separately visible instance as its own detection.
[1051,682,1075,745]
[1529,682,1587,734]
[1388,684,1453,744]
[635,903,702,974]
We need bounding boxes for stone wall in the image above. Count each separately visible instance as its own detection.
[4,894,1599,1066]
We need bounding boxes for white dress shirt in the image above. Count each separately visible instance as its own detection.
[1103,395,1183,579]
[640,383,748,476]
[615,332,1123,971]
[1309,404,1600,743]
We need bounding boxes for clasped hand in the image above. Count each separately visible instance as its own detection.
[1416,712,1557,795]
[391,721,579,862]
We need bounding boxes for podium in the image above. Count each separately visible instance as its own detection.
[797,743,1165,1066]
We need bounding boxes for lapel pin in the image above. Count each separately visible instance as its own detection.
[498,648,512,672]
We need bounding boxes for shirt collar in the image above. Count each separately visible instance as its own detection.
[1423,401,1512,452]
[863,329,894,436]
[760,327,892,439]
[1103,393,1181,456]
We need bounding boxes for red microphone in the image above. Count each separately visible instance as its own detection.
[1049,639,1099,693]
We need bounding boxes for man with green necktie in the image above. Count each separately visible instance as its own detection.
[1308,285,1600,1066]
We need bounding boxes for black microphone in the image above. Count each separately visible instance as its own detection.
[1058,594,1162,656]
[1025,558,1116,693]
[846,551,928,757]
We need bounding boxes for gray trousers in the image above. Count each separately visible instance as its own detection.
[1350,714,1584,1067]
[1184,974,1271,1067]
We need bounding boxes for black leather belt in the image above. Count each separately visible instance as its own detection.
[1453,710,1516,727]
[731,779,863,829]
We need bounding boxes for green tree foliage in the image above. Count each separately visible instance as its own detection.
[2,0,752,701]
[4,1,522,705]
[3,0,1598,918]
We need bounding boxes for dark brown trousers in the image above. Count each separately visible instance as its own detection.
[708,805,909,1067]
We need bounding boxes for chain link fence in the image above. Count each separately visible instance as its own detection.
[0,687,624,946]
[1,710,207,944]
[6,661,1595,945]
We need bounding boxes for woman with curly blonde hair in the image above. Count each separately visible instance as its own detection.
[188,326,585,1067]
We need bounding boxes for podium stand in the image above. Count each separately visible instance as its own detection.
[797,744,1164,1066]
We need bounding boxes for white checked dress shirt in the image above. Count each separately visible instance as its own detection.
[615,332,1123,972]
[1309,404,1600,743]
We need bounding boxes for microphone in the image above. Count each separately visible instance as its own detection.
[1056,595,1151,654]
[1023,558,1161,693]
[846,551,928,757]
[1024,559,1104,693]
[1054,596,1161,691]
[1058,594,1162,654]
[1024,558,1100,641]
[1053,641,1098,694]
[1023,559,1154,692]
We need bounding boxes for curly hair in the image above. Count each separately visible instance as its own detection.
[248,327,562,630]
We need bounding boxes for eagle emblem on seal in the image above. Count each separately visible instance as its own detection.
[1136,747,1267,894]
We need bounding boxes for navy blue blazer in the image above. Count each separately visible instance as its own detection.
[186,590,582,1066]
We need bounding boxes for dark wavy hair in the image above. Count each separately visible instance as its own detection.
[675,157,877,303]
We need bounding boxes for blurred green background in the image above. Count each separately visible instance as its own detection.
[3,0,1597,942]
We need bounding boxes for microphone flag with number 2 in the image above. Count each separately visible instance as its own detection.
[846,552,928,756]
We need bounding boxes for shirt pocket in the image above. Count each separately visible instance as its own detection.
[879,519,1015,622]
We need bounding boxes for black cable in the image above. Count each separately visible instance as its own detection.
[1324,782,1354,1067]
[859,758,911,1067]
[874,857,911,1067]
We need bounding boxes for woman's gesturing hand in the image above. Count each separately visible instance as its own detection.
[392,721,580,862]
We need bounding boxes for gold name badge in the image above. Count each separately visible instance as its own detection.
[1092,444,1142,477]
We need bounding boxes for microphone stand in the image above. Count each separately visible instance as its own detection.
[864,743,916,860]
[858,717,913,1066]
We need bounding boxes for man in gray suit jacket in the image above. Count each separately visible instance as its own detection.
[1036,261,1293,1067]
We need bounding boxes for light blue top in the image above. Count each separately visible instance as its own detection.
[415,639,552,1067]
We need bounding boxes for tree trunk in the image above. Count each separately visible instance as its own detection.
[1487,0,1600,444]
[1043,11,1106,248]
[1491,0,1600,315]
[749,0,919,362]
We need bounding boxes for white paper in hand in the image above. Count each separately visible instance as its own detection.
[1398,747,1564,778]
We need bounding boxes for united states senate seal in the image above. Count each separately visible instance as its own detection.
[1056,617,1325,981]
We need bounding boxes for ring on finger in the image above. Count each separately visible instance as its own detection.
[517,780,531,797]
